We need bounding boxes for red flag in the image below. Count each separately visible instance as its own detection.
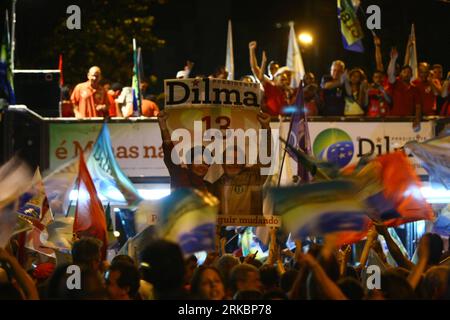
[73,150,108,259]
[336,151,434,245]
[58,54,64,87]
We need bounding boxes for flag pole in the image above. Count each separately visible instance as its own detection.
[277,115,294,187]
[11,0,17,71]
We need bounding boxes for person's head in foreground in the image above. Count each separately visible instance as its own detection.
[190,266,225,300]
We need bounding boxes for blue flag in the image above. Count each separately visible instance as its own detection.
[158,189,218,254]
[405,129,450,190]
[286,84,313,183]
[337,0,364,53]
[270,180,370,239]
[87,123,142,206]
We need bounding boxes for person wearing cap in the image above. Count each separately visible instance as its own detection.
[249,41,297,116]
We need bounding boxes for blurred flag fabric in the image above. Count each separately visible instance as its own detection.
[270,180,370,239]
[17,168,56,257]
[286,84,312,183]
[349,151,434,227]
[225,20,234,81]
[286,22,305,88]
[337,0,364,53]
[0,157,33,248]
[132,38,141,115]
[43,155,81,216]
[87,123,142,206]
[158,189,218,255]
[334,151,434,245]
[58,54,64,87]
[405,129,450,190]
[404,24,418,81]
[0,10,15,104]
[433,205,450,237]
[73,149,108,259]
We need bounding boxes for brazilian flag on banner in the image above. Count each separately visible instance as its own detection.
[337,0,364,52]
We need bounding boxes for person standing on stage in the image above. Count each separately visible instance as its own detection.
[71,66,110,118]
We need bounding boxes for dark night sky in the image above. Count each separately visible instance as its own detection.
[1,0,449,92]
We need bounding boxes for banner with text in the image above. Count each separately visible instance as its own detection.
[49,121,434,178]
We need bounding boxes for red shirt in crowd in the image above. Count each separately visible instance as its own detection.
[367,86,389,117]
[71,81,110,118]
[262,81,296,116]
[107,91,120,117]
[387,79,420,116]
[412,79,437,116]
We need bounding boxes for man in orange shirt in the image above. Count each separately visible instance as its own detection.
[141,94,160,117]
[71,66,110,118]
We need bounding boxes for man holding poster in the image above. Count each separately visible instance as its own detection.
[160,78,275,216]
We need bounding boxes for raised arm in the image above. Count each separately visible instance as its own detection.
[429,72,443,96]
[408,235,430,290]
[373,35,384,72]
[298,253,348,300]
[442,72,450,98]
[249,41,265,83]
[0,247,39,300]
[322,67,346,90]
[358,226,378,270]
[387,48,398,84]
[374,221,414,270]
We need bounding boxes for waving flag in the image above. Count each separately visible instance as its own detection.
[158,189,218,254]
[405,129,450,190]
[58,54,64,87]
[337,0,364,52]
[0,157,33,248]
[73,149,108,259]
[43,156,80,216]
[286,85,312,183]
[286,22,305,88]
[17,168,55,257]
[225,20,234,80]
[132,38,142,115]
[404,24,418,81]
[87,123,142,206]
[433,205,450,237]
[333,151,434,245]
[0,10,15,104]
[270,180,370,239]
[349,151,434,227]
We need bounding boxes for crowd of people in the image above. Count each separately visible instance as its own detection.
[247,36,449,121]
[60,66,161,118]
[59,35,450,120]
[1,223,449,300]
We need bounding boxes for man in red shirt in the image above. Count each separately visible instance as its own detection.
[412,63,442,116]
[71,66,110,118]
[387,48,421,129]
[107,82,123,117]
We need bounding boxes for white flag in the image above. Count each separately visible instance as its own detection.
[404,24,418,81]
[286,22,305,88]
[225,20,234,80]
